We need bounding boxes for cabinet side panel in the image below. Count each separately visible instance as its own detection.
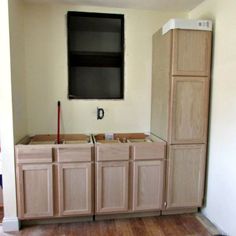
[151,29,172,140]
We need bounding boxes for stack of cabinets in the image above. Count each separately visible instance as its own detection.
[95,140,165,215]
[15,144,94,219]
[16,138,166,220]
[151,28,212,212]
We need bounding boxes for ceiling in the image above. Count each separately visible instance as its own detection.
[24,0,205,11]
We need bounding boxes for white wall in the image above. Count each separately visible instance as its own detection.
[0,0,19,231]
[23,2,186,135]
[189,0,236,235]
[9,0,28,143]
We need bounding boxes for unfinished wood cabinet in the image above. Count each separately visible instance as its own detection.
[151,21,212,214]
[166,144,206,209]
[58,162,92,216]
[96,161,129,213]
[151,28,212,144]
[15,135,94,220]
[132,160,164,211]
[17,163,53,219]
[170,76,209,144]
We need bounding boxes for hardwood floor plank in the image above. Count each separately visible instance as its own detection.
[142,217,165,236]
[115,219,133,236]
[0,214,214,236]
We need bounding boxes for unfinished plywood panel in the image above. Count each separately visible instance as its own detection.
[151,29,172,140]
[166,144,206,209]
[169,77,209,144]
[95,144,129,161]
[17,164,53,219]
[131,142,165,160]
[172,29,212,76]
[56,146,92,163]
[58,163,92,216]
[132,160,164,211]
[96,161,129,213]
[16,147,52,164]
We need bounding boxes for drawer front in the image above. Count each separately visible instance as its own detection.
[16,148,52,164]
[131,143,165,160]
[56,147,92,162]
[96,144,130,161]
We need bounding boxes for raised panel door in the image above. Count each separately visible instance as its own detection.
[166,144,206,209]
[17,164,53,219]
[58,163,92,216]
[96,161,129,213]
[169,76,209,144]
[132,160,164,211]
[172,29,212,76]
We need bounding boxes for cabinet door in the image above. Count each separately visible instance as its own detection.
[172,29,212,76]
[166,145,206,209]
[96,161,129,213]
[17,164,53,219]
[169,76,209,144]
[132,160,164,211]
[58,163,92,216]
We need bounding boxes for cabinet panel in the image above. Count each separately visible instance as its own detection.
[169,77,209,144]
[172,29,212,76]
[56,146,92,163]
[131,143,165,160]
[132,161,164,211]
[16,147,52,164]
[151,29,172,141]
[166,145,206,209]
[58,163,92,216]
[96,161,129,213]
[17,164,53,219]
[96,144,129,161]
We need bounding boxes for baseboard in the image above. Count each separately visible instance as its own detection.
[95,211,161,221]
[22,216,93,226]
[161,207,198,215]
[2,217,20,232]
[198,212,228,236]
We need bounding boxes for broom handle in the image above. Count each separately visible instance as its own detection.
[57,101,61,144]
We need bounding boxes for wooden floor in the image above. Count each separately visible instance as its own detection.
[0,214,215,236]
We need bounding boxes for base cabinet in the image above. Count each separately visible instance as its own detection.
[16,144,94,220]
[96,161,129,213]
[166,144,206,209]
[17,164,54,219]
[132,160,164,211]
[58,163,92,216]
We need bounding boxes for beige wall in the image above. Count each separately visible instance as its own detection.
[9,0,28,143]
[189,1,236,235]
[23,2,186,135]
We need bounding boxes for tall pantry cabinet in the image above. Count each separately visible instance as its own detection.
[151,20,212,213]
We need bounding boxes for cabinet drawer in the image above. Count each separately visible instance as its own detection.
[131,143,165,160]
[96,144,129,161]
[56,146,92,162]
[16,147,52,164]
